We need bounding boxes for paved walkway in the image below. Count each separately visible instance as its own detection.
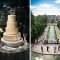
[37,26,48,44]
[31,44,60,55]
[55,26,60,40]
[31,25,60,55]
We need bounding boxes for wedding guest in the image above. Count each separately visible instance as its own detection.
[54,45,56,53]
[41,46,43,52]
[46,46,49,52]
[57,39,59,44]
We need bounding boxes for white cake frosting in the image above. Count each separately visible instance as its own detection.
[7,22,17,28]
[3,32,21,41]
[3,15,20,41]
[1,15,25,49]
[5,27,18,34]
[8,15,16,22]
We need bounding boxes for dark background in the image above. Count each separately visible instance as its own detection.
[0,0,29,43]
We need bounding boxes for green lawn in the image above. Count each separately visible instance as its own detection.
[55,57,60,60]
[54,26,58,40]
[46,26,50,40]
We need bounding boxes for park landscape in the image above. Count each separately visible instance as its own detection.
[31,0,60,60]
[31,12,60,60]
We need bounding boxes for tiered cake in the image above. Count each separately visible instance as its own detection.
[1,15,23,48]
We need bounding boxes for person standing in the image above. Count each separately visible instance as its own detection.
[35,39,36,44]
[35,39,37,45]
[58,44,60,51]
[46,46,49,52]
[41,46,43,52]
[54,45,56,53]
[57,39,59,44]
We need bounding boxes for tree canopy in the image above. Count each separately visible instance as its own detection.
[57,21,60,30]
[31,12,47,43]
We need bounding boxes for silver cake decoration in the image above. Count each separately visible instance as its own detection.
[10,8,15,15]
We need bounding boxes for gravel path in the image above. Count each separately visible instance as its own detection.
[31,44,60,54]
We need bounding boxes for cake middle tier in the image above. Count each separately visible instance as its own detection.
[5,27,18,34]
[7,22,17,28]
[3,32,21,41]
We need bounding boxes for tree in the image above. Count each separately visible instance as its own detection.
[57,21,60,30]
[31,26,38,43]
[31,11,35,27]
[31,13,48,43]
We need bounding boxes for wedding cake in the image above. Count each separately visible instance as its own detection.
[1,15,23,48]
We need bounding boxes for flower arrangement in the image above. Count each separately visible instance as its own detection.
[0,28,4,33]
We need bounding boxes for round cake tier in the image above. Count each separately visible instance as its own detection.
[8,15,16,22]
[1,38,23,47]
[7,22,17,28]
[3,32,21,41]
[5,27,18,34]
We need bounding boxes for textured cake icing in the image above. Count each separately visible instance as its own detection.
[3,32,21,41]
[7,22,17,28]
[3,15,20,41]
[0,14,28,51]
[5,27,18,34]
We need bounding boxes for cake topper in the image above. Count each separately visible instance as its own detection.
[10,8,15,15]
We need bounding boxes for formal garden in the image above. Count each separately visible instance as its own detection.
[31,12,60,60]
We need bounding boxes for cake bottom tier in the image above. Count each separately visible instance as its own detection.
[1,38,24,48]
[3,32,21,41]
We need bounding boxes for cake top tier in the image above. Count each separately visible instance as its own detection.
[8,15,16,22]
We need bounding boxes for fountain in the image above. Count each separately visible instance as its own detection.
[49,26,55,40]
[48,25,57,43]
